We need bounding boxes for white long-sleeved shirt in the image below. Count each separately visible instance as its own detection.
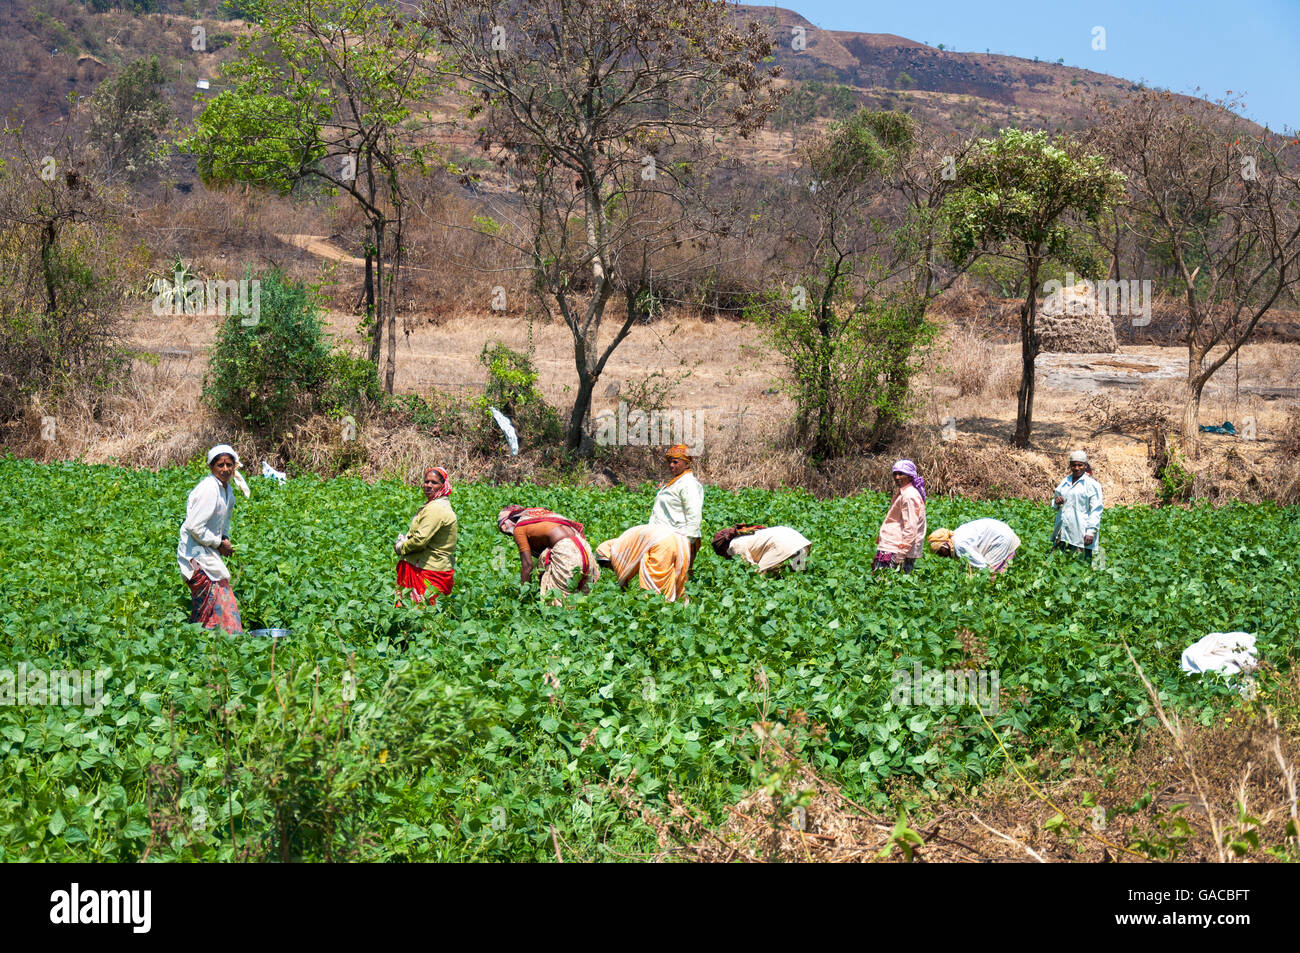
[952,518,1021,571]
[649,471,704,540]
[178,474,236,581]
[1051,473,1103,549]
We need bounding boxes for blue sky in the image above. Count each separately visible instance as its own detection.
[777,0,1299,133]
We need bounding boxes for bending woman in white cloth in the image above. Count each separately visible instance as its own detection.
[711,524,812,574]
[928,519,1020,574]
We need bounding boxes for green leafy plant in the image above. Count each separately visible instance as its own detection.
[1,459,1297,860]
[476,341,562,451]
[1156,448,1195,504]
[203,269,332,434]
[319,351,383,419]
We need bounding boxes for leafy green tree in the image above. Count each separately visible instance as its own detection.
[944,129,1124,447]
[86,56,170,182]
[858,112,982,444]
[180,0,440,394]
[753,110,972,460]
[760,110,979,456]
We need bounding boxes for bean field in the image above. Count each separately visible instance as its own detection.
[1,459,1296,860]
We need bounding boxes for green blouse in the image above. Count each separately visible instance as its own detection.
[397,497,458,571]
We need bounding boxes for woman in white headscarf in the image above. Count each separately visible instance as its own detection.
[177,444,248,633]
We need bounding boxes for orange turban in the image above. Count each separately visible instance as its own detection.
[664,444,692,462]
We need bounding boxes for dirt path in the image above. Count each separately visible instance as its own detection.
[274,234,365,266]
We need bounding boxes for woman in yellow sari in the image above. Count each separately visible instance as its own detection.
[595,524,691,602]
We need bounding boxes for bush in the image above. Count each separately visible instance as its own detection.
[476,341,562,451]
[320,350,383,418]
[750,281,936,462]
[1157,447,1195,504]
[203,270,331,434]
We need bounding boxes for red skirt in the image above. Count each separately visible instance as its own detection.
[187,560,244,634]
[396,560,454,607]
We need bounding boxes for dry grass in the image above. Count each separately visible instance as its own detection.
[937,321,1021,399]
[8,303,1300,505]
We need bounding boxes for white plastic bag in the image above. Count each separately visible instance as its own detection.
[489,406,520,456]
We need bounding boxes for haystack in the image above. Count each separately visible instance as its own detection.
[1037,282,1118,353]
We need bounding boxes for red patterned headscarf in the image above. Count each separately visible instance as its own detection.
[498,504,585,536]
[424,466,452,499]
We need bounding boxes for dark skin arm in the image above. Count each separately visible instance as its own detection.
[512,521,580,584]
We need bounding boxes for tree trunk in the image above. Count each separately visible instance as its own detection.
[565,372,596,453]
[1013,263,1040,449]
[384,277,397,394]
[812,308,835,461]
[1182,349,1205,455]
[373,221,393,394]
[367,235,382,369]
[364,250,376,362]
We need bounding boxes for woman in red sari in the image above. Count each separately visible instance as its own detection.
[394,467,458,606]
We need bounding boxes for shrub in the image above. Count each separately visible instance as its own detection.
[1157,447,1195,504]
[203,270,331,434]
[476,341,562,451]
[320,350,383,418]
[750,281,937,462]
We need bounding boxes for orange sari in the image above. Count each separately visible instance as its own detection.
[596,525,691,602]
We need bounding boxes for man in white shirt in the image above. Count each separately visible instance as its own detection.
[929,519,1020,574]
[648,444,704,566]
[1051,450,1104,562]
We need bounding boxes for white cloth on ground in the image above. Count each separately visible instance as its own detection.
[1180,632,1258,676]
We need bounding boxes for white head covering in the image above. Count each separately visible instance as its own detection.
[206,444,249,497]
[1069,450,1088,463]
[207,444,241,467]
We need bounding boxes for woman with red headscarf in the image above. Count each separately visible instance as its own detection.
[873,459,927,574]
[394,466,458,606]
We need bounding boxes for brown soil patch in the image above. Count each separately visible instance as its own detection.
[1091,359,1162,373]
[10,305,1299,504]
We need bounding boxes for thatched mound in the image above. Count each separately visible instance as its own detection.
[1038,282,1118,353]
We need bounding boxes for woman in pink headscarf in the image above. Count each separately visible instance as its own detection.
[873,459,927,573]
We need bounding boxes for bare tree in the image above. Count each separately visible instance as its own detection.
[1091,91,1300,449]
[419,0,782,451]
[0,131,128,421]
